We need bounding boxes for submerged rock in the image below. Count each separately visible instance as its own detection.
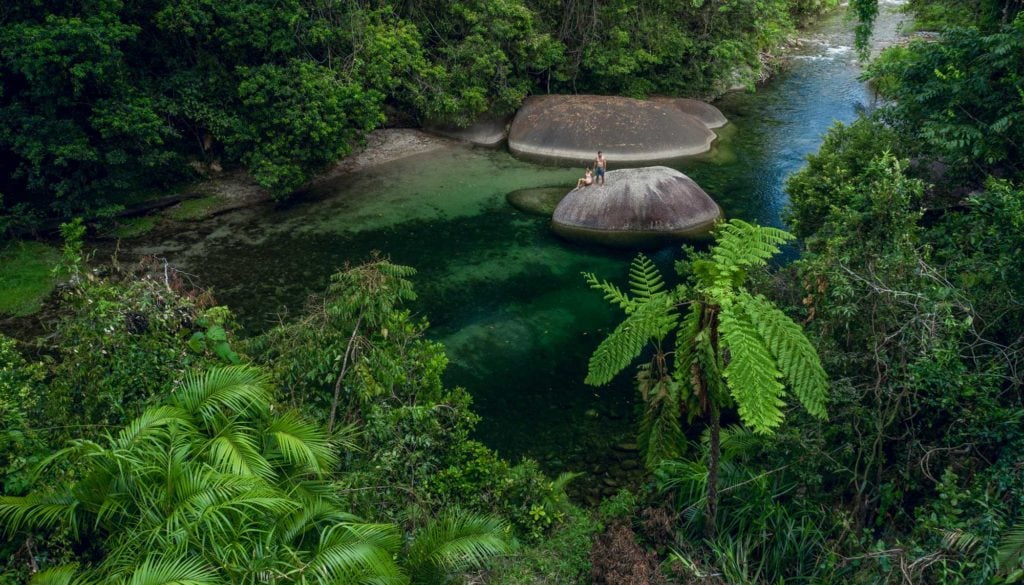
[508,95,716,165]
[506,187,569,216]
[551,166,722,247]
[425,113,510,147]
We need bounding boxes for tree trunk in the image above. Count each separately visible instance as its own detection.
[327,316,362,434]
[705,401,721,540]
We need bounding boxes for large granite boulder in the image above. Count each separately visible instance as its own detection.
[425,113,510,147]
[508,95,716,165]
[551,166,722,247]
[651,98,729,129]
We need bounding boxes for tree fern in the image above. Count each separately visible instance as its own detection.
[584,219,828,536]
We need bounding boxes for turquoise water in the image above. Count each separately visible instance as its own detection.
[124,6,896,474]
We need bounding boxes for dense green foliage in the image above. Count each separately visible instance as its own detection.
[0,0,837,234]
[0,256,584,582]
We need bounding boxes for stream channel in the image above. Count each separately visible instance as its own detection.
[124,4,906,495]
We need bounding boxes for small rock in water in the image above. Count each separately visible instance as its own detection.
[584,408,600,418]
[615,442,639,452]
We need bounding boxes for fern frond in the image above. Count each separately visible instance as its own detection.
[586,297,676,386]
[628,254,667,301]
[718,303,785,434]
[583,272,636,313]
[718,425,764,461]
[708,220,794,288]
[740,293,828,419]
[638,376,685,469]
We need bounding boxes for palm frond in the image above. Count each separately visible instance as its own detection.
[309,523,404,584]
[266,410,337,474]
[123,556,220,585]
[998,524,1024,574]
[29,564,83,585]
[0,493,80,535]
[405,511,510,583]
[172,366,271,424]
[110,406,191,452]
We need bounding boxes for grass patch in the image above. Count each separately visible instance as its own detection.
[0,241,60,317]
[165,195,224,221]
[487,508,600,585]
[109,216,160,239]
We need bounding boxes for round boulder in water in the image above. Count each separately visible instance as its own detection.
[551,166,722,247]
[507,187,569,216]
[508,95,716,165]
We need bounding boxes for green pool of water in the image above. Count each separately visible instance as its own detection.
[122,5,902,471]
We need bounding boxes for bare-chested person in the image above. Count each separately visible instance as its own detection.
[594,151,607,185]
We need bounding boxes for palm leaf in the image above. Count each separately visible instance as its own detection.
[29,565,83,585]
[172,366,271,424]
[405,511,510,583]
[266,410,337,474]
[123,556,220,585]
[998,524,1024,574]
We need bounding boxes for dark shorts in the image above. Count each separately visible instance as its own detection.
[595,167,605,177]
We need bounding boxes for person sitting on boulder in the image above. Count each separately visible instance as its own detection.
[576,168,594,189]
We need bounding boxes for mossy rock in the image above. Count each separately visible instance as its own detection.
[0,241,60,316]
[108,216,159,239]
[506,187,570,216]
[551,166,722,248]
[165,195,224,221]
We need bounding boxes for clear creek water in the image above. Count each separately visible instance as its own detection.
[125,5,904,480]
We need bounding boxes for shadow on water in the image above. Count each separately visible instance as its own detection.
[120,6,899,476]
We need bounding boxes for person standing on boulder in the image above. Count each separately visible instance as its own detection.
[594,151,607,185]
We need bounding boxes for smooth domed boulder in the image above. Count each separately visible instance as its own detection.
[652,98,729,129]
[551,166,722,247]
[508,95,716,165]
[507,187,569,216]
[425,113,510,147]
